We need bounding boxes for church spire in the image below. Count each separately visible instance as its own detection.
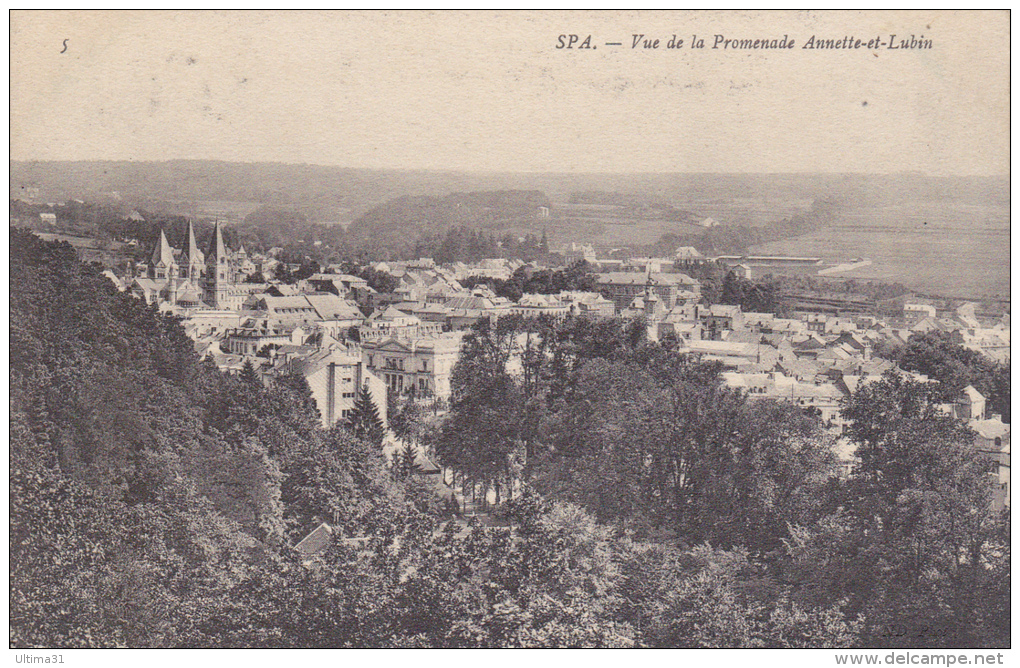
[643,263,658,299]
[208,219,227,261]
[204,219,232,309]
[186,219,201,260]
[183,219,204,279]
[151,228,174,266]
[643,264,661,342]
[149,227,178,280]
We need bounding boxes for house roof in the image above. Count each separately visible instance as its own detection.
[132,277,167,291]
[818,345,853,361]
[259,295,317,313]
[369,305,413,322]
[285,346,360,378]
[970,418,1010,442]
[686,340,757,357]
[707,304,741,318]
[597,271,699,287]
[445,295,497,311]
[517,293,566,308]
[770,319,803,332]
[305,294,364,321]
[295,522,334,556]
[778,358,820,379]
[961,385,985,403]
[743,312,775,325]
[793,333,828,349]
[364,332,466,354]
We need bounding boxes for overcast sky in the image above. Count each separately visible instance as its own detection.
[10,10,1009,175]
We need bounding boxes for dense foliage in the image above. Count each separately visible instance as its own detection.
[433,314,1009,648]
[882,331,1010,421]
[639,198,841,257]
[462,260,599,303]
[10,229,407,646]
[670,261,788,315]
[10,229,1008,648]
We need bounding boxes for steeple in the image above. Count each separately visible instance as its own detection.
[643,264,661,342]
[204,220,232,309]
[208,219,227,263]
[150,228,177,279]
[151,228,174,265]
[183,219,204,279]
[642,264,658,301]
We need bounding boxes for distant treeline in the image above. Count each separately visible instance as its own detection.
[13,161,1008,216]
[345,190,551,256]
[638,198,841,257]
[565,191,701,223]
[461,260,600,303]
[10,197,562,269]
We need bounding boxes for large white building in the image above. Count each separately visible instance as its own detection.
[271,344,387,428]
[361,306,443,342]
[361,332,466,400]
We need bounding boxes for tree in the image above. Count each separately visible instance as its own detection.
[645,544,861,648]
[239,359,260,385]
[356,266,399,294]
[811,371,1008,646]
[988,363,1010,422]
[279,425,404,538]
[435,316,526,502]
[534,349,836,549]
[720,271,787,315]
[842,371,993,535]
[896,330,1000,403]
[389,393,427,449]
[347,384,385,447]
[395,441,422,479]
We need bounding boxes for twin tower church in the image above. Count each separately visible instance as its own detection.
[142,220,259,310]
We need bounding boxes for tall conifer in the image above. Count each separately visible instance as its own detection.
[347,384,385,446]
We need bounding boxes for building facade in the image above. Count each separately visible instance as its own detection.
[361,333,465,400]
[596,271,700,312]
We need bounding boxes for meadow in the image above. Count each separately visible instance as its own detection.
[752,201,1010,299]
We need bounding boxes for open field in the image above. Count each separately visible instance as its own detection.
[677,197,816,228]
[752,202,1010,299]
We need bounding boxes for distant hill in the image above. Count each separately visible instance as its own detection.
[347,190,551,243]
[11,161,1009,266]
[13,160,1008,216]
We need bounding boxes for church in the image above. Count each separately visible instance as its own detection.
[131,220,261,310]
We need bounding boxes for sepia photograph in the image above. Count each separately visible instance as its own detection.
[8,9,1010,660]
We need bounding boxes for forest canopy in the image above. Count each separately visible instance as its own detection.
[9,229,1009,649]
